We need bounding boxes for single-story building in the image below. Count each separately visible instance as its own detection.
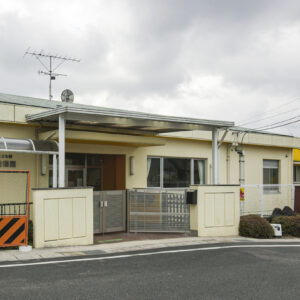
[0,92,299,247]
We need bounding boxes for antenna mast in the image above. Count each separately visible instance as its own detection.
[24,48,80,100]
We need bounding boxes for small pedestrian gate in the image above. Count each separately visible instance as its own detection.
[128,189,190,233]
[0,170,30,247]
[93,190,126,234]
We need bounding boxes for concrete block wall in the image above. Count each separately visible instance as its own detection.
[32,187,93,248]
[190,185,240,237]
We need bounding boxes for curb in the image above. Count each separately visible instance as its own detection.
[1,236,300,263]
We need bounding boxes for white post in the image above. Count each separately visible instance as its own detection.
[58,114,65,188]
[260,185,264,217]
[212,128,219,184]
[53,154,57,188]
[292,184,295,210]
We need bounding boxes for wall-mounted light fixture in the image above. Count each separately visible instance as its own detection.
[41,154,47,175]
[129,156,134,175]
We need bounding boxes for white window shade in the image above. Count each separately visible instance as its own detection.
[263,160,279,169]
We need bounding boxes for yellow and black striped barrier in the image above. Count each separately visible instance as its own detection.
[0,216,27,247]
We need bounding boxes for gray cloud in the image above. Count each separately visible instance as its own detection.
[1,0,300,135]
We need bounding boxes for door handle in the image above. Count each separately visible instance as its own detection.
[100,201,104,207]
[104,201,108,207]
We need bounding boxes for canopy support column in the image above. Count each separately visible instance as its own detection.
[58,114,65,188]
[53,154,58,188]
[212,128,219,184]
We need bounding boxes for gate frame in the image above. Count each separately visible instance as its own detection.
[0,170,30,247]
[128,188,190,233]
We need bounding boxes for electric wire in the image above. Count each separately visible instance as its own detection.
[253,115,300,130]
[234,118,300,135]
[256,118,300,131]
[236,107,300,127]
[236,97,300,126]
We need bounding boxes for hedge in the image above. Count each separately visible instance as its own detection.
[272,215,300,237]
[239,215,274,239]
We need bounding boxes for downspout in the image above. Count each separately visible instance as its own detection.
[232,131,248,216]
[236,149,245,215]
[233,131,247,185]
[236,149,245,186]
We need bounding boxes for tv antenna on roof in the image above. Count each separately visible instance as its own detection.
[24,48,80,100]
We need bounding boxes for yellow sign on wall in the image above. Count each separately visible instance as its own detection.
[293,149,300,162]
[240,188,245,201]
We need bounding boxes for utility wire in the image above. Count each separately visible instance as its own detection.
[236,97,300,126]
[257,118,300,131]
[235,118,300,135]
[236,107,300,127]
[253,115,300,130]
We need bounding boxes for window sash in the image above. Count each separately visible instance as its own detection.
[263,159,279,193]
[147,157,206,188]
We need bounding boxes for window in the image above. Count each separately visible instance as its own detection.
[193,159,206,185]
[263,160,279,193]
[147,157,161,187]
[49,153,102,190]
[294,165,300,183]
[147,157,206,188]
[164,158,190,188]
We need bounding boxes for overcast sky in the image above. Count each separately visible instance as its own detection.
[1,0,300,135]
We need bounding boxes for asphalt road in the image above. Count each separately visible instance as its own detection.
[0,243,300,300]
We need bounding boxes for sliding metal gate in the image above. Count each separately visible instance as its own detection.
[128,189,190,233]
[93,190,126,234]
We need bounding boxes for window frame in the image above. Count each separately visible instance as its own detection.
[294,164,300,183]
[263,159,280,194]
[147,156,206,189]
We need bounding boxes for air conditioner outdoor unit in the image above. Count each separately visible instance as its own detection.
[270,223,282,237]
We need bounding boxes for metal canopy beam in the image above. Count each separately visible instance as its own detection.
[26,105,235,187]
[26,106,234,134]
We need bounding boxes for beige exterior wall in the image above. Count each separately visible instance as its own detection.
[0,102,47,123]
[66,137,212,189]
[32,188,93,248]
[190,185,240,237]
[163,129,300,149]
[0,124,294,193]
[0,101,296,219]
[66,137,293,188]
[218,143,293,185]
[0,123,49,217]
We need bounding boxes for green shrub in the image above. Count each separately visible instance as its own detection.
[272,215,300,237]
[239,215,274,239]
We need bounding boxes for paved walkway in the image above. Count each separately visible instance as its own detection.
[1,235,300,262]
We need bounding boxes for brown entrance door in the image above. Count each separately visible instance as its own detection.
[102,155,126,190]
[92,154,127,234]
[295,186,300,213]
